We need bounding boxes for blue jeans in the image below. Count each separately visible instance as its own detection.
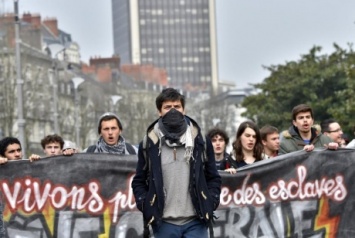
[153,219,208,238]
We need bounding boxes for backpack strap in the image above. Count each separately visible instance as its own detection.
[141,132,158,238]
[125,143,137,155]
[142,135,149,170]
[202,136,208,163]
[203,135,217,238]
[142,131,159,170]
[86,145,96,153]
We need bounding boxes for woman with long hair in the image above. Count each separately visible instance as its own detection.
[220,120,263,173]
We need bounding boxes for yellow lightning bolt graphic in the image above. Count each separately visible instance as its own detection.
[314,197,340,238]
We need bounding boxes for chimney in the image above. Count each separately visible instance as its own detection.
[22,13,41,29]
[43,18,59,37]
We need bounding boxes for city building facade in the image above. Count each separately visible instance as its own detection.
[112,0,219,94]
[0,13,110,154]
[0,10,235,157]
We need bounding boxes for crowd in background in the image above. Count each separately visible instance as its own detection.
[207,103,354,175]
[0,89,354,238]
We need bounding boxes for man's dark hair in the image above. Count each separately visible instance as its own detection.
[155,88,185,111]
[260,125,279,141]
[320,118,337,133]
[207,128,229,146]
[292,104,314,121]
[0,137,21,157]
[41,134,64,150]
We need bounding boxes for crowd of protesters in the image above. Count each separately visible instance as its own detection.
[0,102,351,168]
[206,103,353,174]
[0,88,354,238]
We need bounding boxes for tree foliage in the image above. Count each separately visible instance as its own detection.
[242,44,355,137]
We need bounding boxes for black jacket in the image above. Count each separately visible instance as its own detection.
[131,116,221,231]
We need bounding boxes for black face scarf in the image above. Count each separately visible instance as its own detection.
[158,108,187,144]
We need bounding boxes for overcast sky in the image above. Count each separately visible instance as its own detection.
[3,0,355,88]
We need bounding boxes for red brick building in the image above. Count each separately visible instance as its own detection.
[121,64,168,86]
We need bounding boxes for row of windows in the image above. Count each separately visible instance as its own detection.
[139,8,209,16]
[140,47,211,55]
[140,34,210,40]
[59,83,72,95]
[140,32,210,41]
[139,0,209,9]
[140,33,211,41]
[141,48,210,58]
[140,43,211,51]
[140,35,209,42]
[168,72,211,80]
[140,51,211,61]
[140,25,210,34]
[141,53,211,63]
[165,73,212,84]
[24,82,74,98]
[168,65,211,73]
[167,76,212,84]
[140,41,210,48]
[141,57,212,72]
[140,18,209,25]
[140,23,211,29]
[141,61,212,69]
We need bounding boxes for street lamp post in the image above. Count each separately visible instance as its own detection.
[46,43,66,134]
[14,0,26,157]
[71,77,84,149]
[110,95,122,112]
[212,118,221,127]
[47,68,59,134]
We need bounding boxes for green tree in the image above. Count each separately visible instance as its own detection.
[328,45,355,136]
[242,44,352,135]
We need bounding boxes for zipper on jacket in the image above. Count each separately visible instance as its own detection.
[148,216,155,225]
[150,194,156,206]
[201,191,207,200]
[138,196,145,211]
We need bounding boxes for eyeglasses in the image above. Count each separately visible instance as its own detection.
[327,128,342,133]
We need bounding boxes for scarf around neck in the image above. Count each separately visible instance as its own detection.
[155,121,194,163]
[95,136,127,154]
[158,108,187,144]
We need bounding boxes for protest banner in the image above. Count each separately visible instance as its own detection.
[0,148,354,237]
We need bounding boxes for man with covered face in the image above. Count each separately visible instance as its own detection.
[132,88,221,238]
